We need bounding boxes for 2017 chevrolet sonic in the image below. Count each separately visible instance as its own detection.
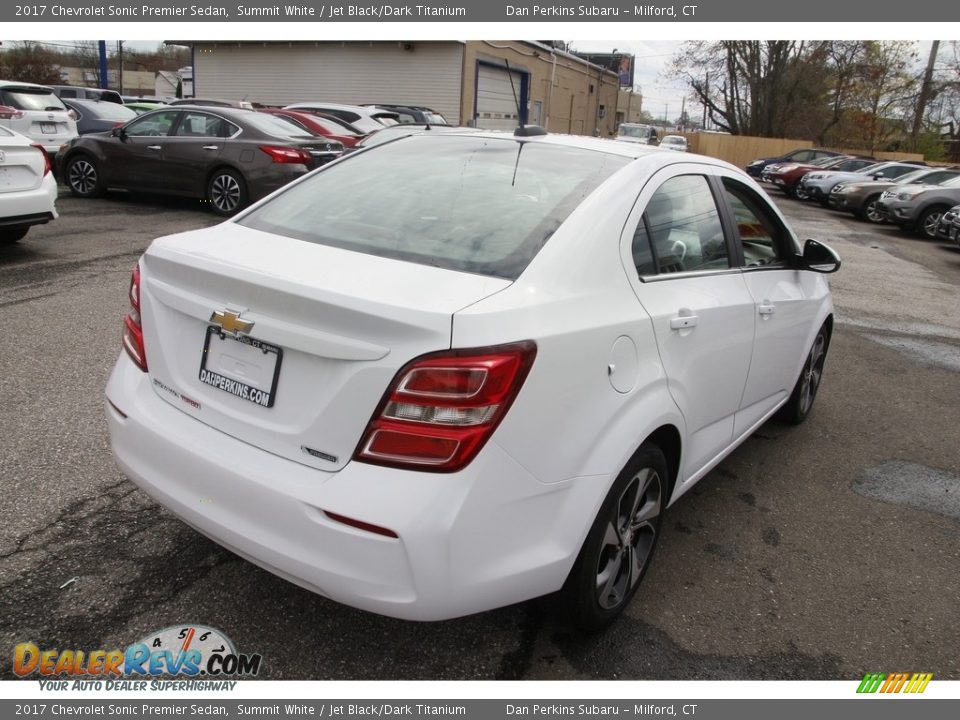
[105,129,840,628]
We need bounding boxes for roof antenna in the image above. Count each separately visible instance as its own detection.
[505,59,546,138]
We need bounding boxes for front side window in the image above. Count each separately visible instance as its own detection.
[721,179,790,267]
[633,175,729,276]
[125,110,180,137]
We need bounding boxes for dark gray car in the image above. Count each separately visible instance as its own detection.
[875,174,960,238]
[62,98,138,135]
[828,167,960,223]
[59,105,343,215]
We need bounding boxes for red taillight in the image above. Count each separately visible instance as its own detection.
[30,144,52,176]
[0,105,25,120]
[122,264,147,372]
[259,145,312,164]
[354,342,536,473]
[66,109,78,121]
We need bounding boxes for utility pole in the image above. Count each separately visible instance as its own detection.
[117,41,124,94]
[911,40,940,150]
[680,96,686,131]
[98,41,108,89]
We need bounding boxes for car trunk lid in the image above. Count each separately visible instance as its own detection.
[138,222,511,472]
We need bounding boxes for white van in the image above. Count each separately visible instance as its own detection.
[616,123,659,145]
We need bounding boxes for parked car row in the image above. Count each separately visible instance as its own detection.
[0,76,455,218]
[748,146,960,240]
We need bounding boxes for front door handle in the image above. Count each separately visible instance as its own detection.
[759,301,776,317]
[202,145,219,151]
[670,313,699,330]
[146,145,162,151]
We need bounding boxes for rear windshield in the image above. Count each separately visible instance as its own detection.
[87,102,137,120]
[242,112,314,138]
[239,135,630,279]
[1,87,67,112]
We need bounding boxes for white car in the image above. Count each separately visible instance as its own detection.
[105,131,840,628]
[283,102,399,134]
[0,125,58,243]
[0,80,79,160]
[659,135,688,152]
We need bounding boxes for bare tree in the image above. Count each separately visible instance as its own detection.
[671,41,812,136]
[0,42,61,84]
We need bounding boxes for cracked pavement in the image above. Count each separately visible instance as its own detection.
[1,190,958,680]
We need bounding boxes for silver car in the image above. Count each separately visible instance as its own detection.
[828,167,960,223]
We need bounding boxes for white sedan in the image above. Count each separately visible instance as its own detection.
[105,129,840,628]
[0,124,58,243]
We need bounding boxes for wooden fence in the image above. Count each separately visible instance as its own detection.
[679,133,924,169]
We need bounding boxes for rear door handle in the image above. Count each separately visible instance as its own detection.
[202,145,219,151]
[670,314,699,330]
[759,301,776,316]
[146,145,162,151]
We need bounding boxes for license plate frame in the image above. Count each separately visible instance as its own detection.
[40,122,57,134]
[198,326,283,408]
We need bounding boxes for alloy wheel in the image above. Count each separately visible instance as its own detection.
[210,174,241,214]
[595,466,662,610]
[922,211,943,239]
[68,160,97,195]
[799,332,826,416]
[864,199,884,223]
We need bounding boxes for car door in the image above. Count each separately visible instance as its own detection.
[622,167,756,485]
[716,175,821,436]
[162,111,230,196]
[103,110,181,190]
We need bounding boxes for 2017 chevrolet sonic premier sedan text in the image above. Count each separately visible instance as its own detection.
[105,130,840,628]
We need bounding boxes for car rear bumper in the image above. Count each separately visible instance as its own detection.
[105,355,599,621]
[0,174,58,226]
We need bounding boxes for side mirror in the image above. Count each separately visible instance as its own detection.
[800,239,841,274]
[111,126,126,140]
[871,172,885,179]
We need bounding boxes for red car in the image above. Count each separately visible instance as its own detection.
[763,155,875,199]
[259,108,364,148]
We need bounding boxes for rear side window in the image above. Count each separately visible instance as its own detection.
[631,175,729,276]
[239,136,630,280]
[175,112,236,138]
[1,88,67,112]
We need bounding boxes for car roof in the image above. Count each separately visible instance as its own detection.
[0,79,57,91]
[382,128,706,163]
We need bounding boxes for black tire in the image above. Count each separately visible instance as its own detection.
[206,168,248,217]
[917,206,948,239]
[65,154,105,198]
[857,194,885,224]
[780,324,830,425]
[562,443,668,630]
[0,225,30,243]
[791,184,810,201]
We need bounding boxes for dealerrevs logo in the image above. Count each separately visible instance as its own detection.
[13,625,262,681]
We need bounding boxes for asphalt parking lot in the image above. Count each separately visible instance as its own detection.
[1,187,958,681]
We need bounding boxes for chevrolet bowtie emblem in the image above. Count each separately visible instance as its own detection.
[210,309,254,336]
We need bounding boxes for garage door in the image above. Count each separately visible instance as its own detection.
[476,64,526,131]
